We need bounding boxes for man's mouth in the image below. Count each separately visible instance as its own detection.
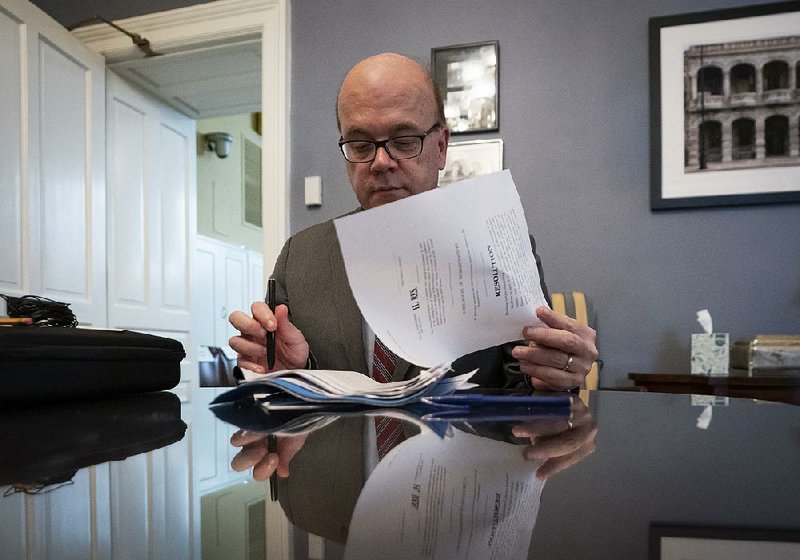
[368,186,407,199]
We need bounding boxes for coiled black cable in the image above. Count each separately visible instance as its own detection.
[0,294,78,327]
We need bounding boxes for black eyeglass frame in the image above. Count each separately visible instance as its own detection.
[338,123,441,163]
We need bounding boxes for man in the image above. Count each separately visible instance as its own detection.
[228,53,597,476]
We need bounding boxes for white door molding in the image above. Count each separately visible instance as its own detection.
[76,3,292,556]
[71,0,272,62]
[74,0,289,275]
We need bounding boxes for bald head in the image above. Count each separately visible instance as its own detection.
[333,53,450,209]
[336,53,444,132]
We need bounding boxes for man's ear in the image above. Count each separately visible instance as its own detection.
[437,127,450,170]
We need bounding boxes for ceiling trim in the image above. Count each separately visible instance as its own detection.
[71,0,274,63]
[108,38,263,119]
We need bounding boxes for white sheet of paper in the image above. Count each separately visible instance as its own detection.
[344,429,544,560]
[334,170,547,367]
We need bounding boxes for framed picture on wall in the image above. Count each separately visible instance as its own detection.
[438,139,503,185]
[649,524,800,559]
[432,41,499,134]
[649,2,800,210]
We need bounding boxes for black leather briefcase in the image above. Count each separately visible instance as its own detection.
[0,327,185,405]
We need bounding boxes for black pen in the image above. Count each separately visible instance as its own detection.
[267,434,278,502]
[265,278,278,501]
[266,276,276,370]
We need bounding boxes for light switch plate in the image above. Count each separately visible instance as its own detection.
[305,176,322,207]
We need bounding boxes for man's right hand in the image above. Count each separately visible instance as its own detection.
[229,301,310,373]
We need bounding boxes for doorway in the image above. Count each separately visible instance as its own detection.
[73,3,292,558]
[72,0,288,270]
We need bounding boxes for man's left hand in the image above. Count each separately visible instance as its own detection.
[512,306,598,391]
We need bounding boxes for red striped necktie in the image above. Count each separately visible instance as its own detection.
[372,337,405,459]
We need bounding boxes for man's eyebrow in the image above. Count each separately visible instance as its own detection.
[341,127,371,139]
[389,122,423,134]
[342,122,423,139]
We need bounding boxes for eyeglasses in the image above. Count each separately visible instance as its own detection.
[338,124,440,163]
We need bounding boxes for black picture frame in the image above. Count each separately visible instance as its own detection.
[432,41,499,134]
[649,524,800,559]
[649,1,800,210]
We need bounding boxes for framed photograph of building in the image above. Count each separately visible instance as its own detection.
[438,139,503,185]
[649,2,800,210]
[649,524,800,559]
[432,41,499,134]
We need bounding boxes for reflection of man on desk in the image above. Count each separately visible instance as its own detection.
[228,397,597,548]
[228,53,597,477]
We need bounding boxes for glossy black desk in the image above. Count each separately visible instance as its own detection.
[1,389,798,559]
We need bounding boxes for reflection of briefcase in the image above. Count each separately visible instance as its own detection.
[0,392,186,491]
[0,327,185,405]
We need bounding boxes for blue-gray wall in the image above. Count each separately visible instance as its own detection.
[290,0,799,387]
[34,0,800,387]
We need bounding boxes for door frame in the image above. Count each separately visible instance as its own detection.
[73,0,289,274]
[74,2,292,558]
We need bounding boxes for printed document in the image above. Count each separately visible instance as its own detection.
[344,428,544,559]
[235,364,476,407]
[334,170,548,367]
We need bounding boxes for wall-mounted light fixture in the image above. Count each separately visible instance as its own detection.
[204,132,234,159]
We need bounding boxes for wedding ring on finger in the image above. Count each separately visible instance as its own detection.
[563,354,574,372]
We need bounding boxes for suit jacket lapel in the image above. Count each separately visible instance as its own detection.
[325,213,415,378]
[327,227,369,374]
[394,359,414,381]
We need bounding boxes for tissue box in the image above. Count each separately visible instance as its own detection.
[730,335,800,376]
[691,333,729,376]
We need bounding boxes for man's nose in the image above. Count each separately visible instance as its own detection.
[370,145,397,170]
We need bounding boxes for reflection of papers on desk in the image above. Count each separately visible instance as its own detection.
[334,170,548,367]
[345,429,544,560]
[211,381,570,439]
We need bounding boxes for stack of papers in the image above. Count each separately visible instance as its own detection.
[232,363,476,407]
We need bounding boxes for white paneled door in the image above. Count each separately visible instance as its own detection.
[105,72,198,560]
[0,2,198,558]
[193,237,264,495]
[193,236,263,353]
[0,0,106,325]
[106,71,196,335]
